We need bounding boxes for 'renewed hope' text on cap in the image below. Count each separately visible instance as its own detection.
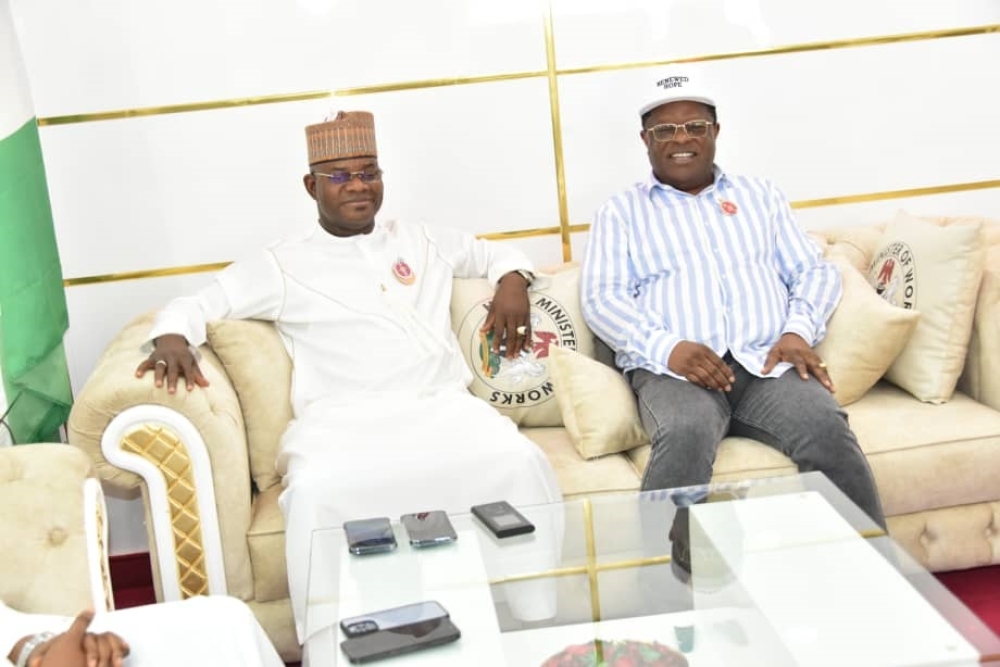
[638,69,717,119]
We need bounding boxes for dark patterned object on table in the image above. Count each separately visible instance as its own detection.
[540,638,689,666]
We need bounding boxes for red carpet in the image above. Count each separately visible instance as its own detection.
[935,566,1000,638]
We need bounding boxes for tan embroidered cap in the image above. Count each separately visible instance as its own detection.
[305,111,377,165]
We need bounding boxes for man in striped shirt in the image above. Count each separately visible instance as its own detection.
[580,69,885,528]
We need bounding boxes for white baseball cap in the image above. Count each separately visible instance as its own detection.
[638,68,717,118]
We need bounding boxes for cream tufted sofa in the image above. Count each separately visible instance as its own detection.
[0,444,114,618]
[67,216,1000,661]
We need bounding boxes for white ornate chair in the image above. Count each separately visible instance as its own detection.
[0,443,114,617]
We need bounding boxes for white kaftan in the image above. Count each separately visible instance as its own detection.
[149,219,563,643]
[0,596,283,666]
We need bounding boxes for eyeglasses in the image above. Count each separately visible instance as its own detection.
[312,168,384,185]
[646,120,714,142]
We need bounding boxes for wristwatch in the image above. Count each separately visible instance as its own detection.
[509,269,535,286]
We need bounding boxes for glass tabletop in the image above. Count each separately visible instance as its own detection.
[304,471,1000,666]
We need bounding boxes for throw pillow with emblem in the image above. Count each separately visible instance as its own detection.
[547,345,650,459]
[450,264,596,427]
[815,256,921,406]
[867,211,985,403]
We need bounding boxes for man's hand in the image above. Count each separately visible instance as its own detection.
[481,271,532,359]
[21,610,130,667]
[762,332,834,392]
[668,341,734,391]
[134,333,210,393]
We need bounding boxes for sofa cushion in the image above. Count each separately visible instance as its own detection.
[868,211,985,403]
[206,319,292,492]
[815,257,920,406]
[844,382,1000,516]
[451,265,595,427]
[246,484,289,603]
[627,437,797,489]
[520,427,640,498]
[547,345,649,459]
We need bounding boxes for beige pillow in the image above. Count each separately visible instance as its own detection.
[547,345,649,459]
[867,211,985,403]
[815,257,921,406]
[206,319,292,491]
[451,265,595,427]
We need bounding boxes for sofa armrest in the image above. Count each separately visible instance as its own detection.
[960,261,1000,411]
[67,312,255,601]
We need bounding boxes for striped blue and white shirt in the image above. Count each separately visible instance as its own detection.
[581,168,841,380]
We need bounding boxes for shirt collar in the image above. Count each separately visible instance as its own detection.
[642,165,729,200]
[310,219,388,246]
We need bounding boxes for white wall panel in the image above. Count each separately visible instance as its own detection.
[105,494,147,555]
[494,234,565,271]
[10,0,549,117]
[42,99,326,279]
[552,0,1000,70]
[559,34,1000,225]
[331,78,561,237]
[327,0,547,90]
[10,0,340,116]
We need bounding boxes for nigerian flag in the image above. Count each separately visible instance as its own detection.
[0,0,72,445]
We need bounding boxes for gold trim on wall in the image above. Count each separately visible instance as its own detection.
[543,2,573,262]
[792,179,1000,209]
[35,24,998,126]
[559,24,1000,77]
[38,91,333,127]
[64,261,231,287]
[61,180,998,287]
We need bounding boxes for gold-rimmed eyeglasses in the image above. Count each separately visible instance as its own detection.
[646,120,715,142]
[312,168,384,185]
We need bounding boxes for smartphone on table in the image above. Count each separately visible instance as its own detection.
[400,510,458,548]
[471,500,536,538]
[340,600,449,638]
[343,517,398,556]
[340,615,461,664]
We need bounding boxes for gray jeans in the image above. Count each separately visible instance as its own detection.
[629,358,887,529]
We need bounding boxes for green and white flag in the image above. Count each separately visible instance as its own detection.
[0,0,72,445]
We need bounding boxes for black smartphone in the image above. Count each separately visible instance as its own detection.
[340,600,449,638]
[343,517,397,556]
[470,500,535,538]
[340,616,461,664]
[400,511,458,548]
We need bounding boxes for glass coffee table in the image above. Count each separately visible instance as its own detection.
[303,472,1000,666]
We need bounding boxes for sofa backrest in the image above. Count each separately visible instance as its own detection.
[210,215,1000,491]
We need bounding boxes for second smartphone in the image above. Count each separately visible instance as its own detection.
[344,517,398,556]
[400,511,458,548]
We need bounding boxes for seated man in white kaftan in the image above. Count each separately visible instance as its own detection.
[2,596,282,667]
[134,111,564,643]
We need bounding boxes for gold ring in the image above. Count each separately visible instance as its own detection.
[515,325,527,335]
[817,362,828,369]
[155,359,168,367]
